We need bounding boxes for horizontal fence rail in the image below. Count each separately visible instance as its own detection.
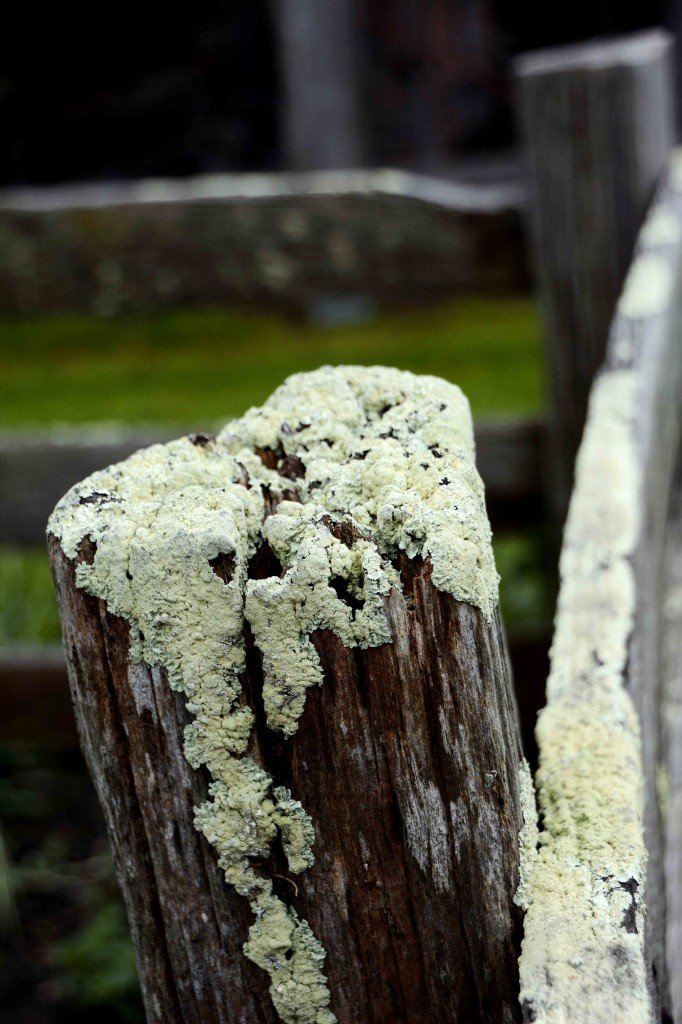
[0,418,546,547]
[0,170,528,316]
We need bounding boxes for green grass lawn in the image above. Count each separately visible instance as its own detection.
[0,296,543,428]
[0,296,547,646]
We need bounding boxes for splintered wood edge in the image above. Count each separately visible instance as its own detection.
[518,151,682,1023]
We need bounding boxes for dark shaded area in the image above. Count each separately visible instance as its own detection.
[0,741,144,1024]
[0,0,666,186]
[0,0,279,185]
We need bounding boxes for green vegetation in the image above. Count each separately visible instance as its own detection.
[0,297,543,428]
[0,741,144,1022]
[0,547,62,645]
[51,899,142,1021]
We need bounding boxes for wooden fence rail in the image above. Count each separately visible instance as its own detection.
[0,418,545,547]
[0,170,527,317]
[42,145,682,1015]
[519,150,682,1023]
[5,27,682,1023]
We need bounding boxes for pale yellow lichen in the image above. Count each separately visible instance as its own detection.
[518,155,682,1020]
[513,758,538,912]
[223,365,498,620]
[48,365,498,1023]
[638,206,681,248]
[617,251,675,319]
[48,436,337,1022]
[518,372,649,1022]
[246,503,397,736]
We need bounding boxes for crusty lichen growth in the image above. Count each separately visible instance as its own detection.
[518,161,682,1022]
[48,365,498,1024]
[222,365,498,619]
[514,758,538,912]
[518,375,649,1023]
[246,503,397,736]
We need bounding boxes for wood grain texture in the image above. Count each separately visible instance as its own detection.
[515,30,675,525]
[48,466,526,1023]
[49,536,277,1024]
[612,169,682,1022]
[0,634,550,758]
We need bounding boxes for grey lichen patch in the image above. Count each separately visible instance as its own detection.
[518,372,650,1022]
[398,753,452,893]
[48,365,497,1024]
[223,364,498,620]
[245,901,335,1024]
[514,758,538,912]
[246,503,397,736]
[617,251,675,319]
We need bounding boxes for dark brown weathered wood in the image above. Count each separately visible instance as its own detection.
[0,633,550,757]
[519,152,682,1022]
[0,170,528,316]
[515,30,675,525]
[48,370,528,1024]
[1,418,544,546]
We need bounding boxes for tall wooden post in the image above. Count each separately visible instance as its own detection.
[271,0,364,170]
[515,31,675,525]
[48,366,530,1024]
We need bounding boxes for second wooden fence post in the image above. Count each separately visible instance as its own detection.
[515,30,675,525]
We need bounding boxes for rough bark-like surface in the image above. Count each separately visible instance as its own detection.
[515,30,675,526]
[49,520,525,1024]
[49,535,278,1024]
[0,170,528,316]
[47,366,527,1024]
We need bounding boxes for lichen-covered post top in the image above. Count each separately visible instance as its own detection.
[49,365,508,1024]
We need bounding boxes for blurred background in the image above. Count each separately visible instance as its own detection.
[0,0,669,182]
[0,2,674,1021]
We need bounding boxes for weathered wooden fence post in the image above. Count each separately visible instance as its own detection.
[515,30,675,524]
[47,367,532,1023]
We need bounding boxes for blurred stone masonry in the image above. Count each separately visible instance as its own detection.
[0,169,528,318]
